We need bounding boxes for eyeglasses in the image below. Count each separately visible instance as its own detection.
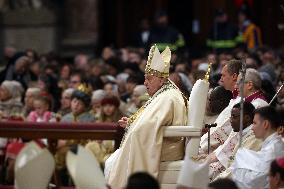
[236,80,250,86]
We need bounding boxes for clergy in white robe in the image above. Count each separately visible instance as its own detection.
[105,45,188,189]
[199,68,268,154]
[199,59,242,154]
[209,102,262,180]
[231,106,284,189]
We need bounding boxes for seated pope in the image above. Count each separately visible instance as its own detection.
[104,45,188,189]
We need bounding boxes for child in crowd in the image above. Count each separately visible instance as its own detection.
[27,96,53,122]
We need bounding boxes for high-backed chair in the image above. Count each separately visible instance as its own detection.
[14,142,55,189]
[158,79,209,189]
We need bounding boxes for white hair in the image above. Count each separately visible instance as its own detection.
[63,88,75,96]
[26,87,41,97]
[92,89,107,102]
[245,68,262,90]
[116,73,129,83]
[1,80,24,100]
[133,85,147,96]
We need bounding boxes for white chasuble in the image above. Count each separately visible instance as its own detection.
[105,80,188,189]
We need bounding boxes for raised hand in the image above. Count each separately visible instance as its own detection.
[118,117,128,128]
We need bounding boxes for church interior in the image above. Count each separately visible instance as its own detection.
[0,0,283,189]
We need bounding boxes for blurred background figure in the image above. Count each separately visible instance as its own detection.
[237,4,262,51]
[147,10,185,52]
[207,9,238,54]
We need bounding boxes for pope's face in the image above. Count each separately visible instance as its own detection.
[144,74,165,96]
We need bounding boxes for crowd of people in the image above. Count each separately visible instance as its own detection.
[0,39,283,187]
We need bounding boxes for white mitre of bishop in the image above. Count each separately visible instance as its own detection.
[177,156,209,189]
[145,44,171,78]
[15,142,55,189]
[66,145,107,189]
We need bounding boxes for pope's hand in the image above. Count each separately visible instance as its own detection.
[118,117,128,128]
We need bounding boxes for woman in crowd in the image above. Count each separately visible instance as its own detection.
[58,88,75,117]
[90,89,107,120]
[98,95,123,123]
[0,80,24,119]
[23,87,41,117]
[38,74,61,112]
[125,85,147,116]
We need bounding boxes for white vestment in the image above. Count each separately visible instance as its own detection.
[231,133,284,189]
[105,80,187,189]
[199,96,268,154]
[209,125,262,180]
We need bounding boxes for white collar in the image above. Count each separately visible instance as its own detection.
[262,132,279,148]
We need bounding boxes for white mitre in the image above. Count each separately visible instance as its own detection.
[15,142,55,189]
[66,145,107,189]
[145,44,171,78]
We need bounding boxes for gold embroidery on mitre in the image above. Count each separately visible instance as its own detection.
[145,45,171,78]
[203,62,212,83]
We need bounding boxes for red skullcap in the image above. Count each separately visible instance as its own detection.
[276,156,284,169]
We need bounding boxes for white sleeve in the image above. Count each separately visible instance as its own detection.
[251,99,268,108]
[232,168,269,189]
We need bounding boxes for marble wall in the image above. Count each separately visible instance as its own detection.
[0,0,100,58]
[2,8,57,54]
